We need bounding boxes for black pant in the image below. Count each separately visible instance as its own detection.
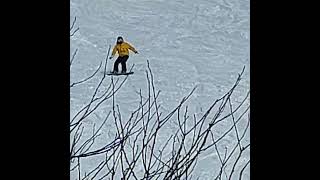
[113,55,129,72]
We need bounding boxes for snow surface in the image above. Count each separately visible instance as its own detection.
[70,0,249,179]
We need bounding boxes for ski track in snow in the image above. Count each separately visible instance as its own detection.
[71,0,249,179]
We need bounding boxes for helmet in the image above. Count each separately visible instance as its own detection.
[117,36,124,44]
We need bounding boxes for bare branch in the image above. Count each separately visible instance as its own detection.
[70,16,77,31]
[70,48,78,67]
[71,27,80,37]
[70,57,249,179]
[239,160,250,180]
[70,61,103,88]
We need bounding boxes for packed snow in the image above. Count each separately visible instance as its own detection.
[70,0,250,179]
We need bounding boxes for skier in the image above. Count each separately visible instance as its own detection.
[109,36,138,74]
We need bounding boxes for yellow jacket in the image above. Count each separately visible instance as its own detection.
[112,42,137,57]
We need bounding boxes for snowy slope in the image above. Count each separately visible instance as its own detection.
[71,0,249,179]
